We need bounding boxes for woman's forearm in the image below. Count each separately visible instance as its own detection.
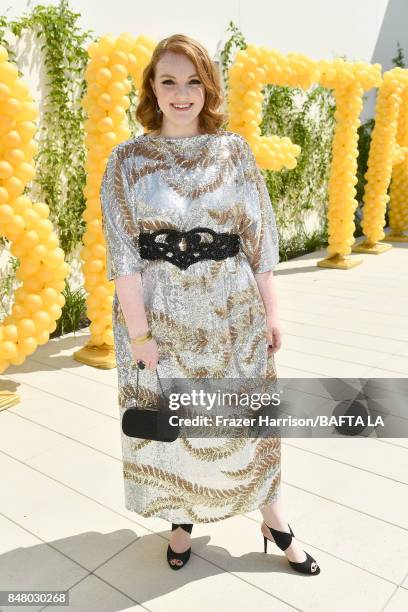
[114,273,149,338]
[254,270,279,319]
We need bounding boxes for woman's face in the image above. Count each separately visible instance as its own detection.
[150,51,206,134]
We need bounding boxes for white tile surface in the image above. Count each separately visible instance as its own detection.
[1,241,407,611]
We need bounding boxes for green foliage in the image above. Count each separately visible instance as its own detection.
[219,21,246,103]
[0,257,19,318]
[392,42,406,68]
[261,83,335,261]
[50,281,90,338]
[0,0,95,256]
[0,1,96,333]
[219,23,335,261]
[354,115,374,233]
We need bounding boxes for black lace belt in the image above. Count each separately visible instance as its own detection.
[139,227,240,270]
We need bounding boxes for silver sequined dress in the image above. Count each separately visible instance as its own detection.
[100,129,281,523]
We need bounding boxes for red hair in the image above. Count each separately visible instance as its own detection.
[135,33,228,134]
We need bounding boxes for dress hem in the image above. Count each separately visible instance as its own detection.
[123,486,282,524]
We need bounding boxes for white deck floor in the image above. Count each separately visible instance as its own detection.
[1,237,407,612]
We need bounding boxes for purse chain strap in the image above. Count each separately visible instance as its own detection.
[134,361,169,409]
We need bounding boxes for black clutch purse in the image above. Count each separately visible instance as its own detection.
[121,361,179,442]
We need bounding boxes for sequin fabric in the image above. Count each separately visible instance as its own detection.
[100,129,281,523]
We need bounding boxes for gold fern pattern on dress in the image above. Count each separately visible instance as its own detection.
[123,460,267,502]
[138,495,239,523]
[130,439,153,452]
[113,155,139,237]
[240,220,264,272]
[148,311,210,353]
[165,170,227,200]
[139,496,196,520]
[118,140,167,163]
[172,346,234,378]
[263,471,281,502]
[171,148,215,170]
[123,439,280,519]
[220,438,280,480]
[119,383,161,409]
[233,446,281,508]
[127,162,170,187]
[215,308,261,354]
[139,219,179,232]
[113,298,126,326]
[179,260,224,291]
[207,202,246,228]
[143,135,218,169]
[266,353,278,380]
[237,210,256,236]
[214,285,262,319]
[243,330,266,365]
[180,437,247,461]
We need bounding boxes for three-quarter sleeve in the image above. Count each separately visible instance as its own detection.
[100,146,145,281]
[237,135,279,273]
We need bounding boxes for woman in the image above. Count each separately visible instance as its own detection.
[100,33,320,575]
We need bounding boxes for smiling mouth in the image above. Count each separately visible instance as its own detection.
[171,103,194,110]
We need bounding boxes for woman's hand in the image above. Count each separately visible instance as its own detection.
[130,337,160,371]
[266,315,283,356]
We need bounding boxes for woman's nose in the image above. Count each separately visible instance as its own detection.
[174,85,190,97]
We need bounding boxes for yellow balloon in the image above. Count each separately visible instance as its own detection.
[4,148,25,165]
[20,230,40,248]
[18,121,36,140]
[36,329,50,345]
[25,294,43,312]
[98,36,115,55]
[96,68,112,85]
[20,336,38,355]
[0,61,18,84]
[0,186,8,203]
[97,93,112,109]
[32,202,49,218]
[10,79,30,100]
[45,248,65,268]
[0,203,13,221]
[18,319,36,338]
[36,218,54,238]
[48,304,62,319]
[110,50,128,65]
[111,64,128,81]
[14,162,35,183]
[97,117,114,132]
[0,341,18,360]
[17,101,38,121]
[2,97,22,116]
[3,130,21,147]
[3,324,18,342]
[107,81,126,98]
[32,310,51,328]
[0,161,14,179]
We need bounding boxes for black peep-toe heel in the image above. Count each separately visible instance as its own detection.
[167,523,194,570]
[262,521,320,575]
